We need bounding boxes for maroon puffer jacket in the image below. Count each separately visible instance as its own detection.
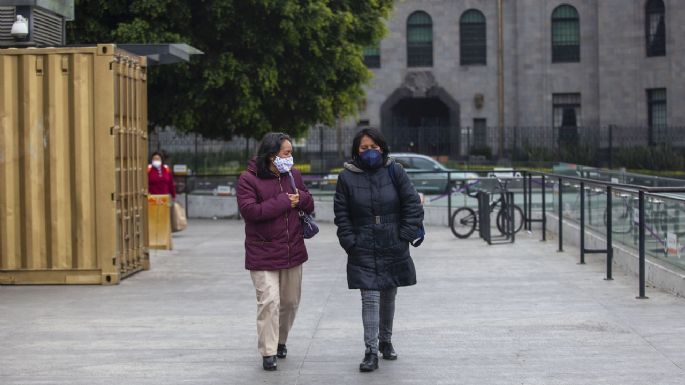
[237,158,314,271]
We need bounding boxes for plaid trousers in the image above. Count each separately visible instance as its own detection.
[360,287,398,354]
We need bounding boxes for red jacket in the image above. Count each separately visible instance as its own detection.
[148,164,177,199]
[237,158,314,271]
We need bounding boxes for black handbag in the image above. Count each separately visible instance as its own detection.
[288,173,319,239]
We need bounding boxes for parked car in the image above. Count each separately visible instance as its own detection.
[392,153,479,194]
[321,154,477,194]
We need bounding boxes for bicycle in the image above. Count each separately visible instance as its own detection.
[450,178,524,239]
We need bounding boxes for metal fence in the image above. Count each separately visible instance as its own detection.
[151,125,685,172]
[461,125,685,168]
[172,167,685,298]
[521,170,685,299]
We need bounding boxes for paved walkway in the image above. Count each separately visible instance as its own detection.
[1,220,685,385]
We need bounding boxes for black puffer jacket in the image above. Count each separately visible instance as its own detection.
[334,158,424,290]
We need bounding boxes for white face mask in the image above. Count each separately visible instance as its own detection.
[273,155,294,173]
[152,160,162,169]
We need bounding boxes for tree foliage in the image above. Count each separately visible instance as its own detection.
[68,0,393,139]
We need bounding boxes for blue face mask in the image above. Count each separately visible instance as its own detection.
[359,149,383,169]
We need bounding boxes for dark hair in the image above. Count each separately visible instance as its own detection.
[351,127,389,162]
[151,151,164,163]
[256,132,292,178]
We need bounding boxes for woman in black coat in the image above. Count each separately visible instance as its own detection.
[334,127,424,372]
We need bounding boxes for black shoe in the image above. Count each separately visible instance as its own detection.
[379,341,397,360]
[277,344,287,359]
[359,352,379,372]
[262,356,277,371]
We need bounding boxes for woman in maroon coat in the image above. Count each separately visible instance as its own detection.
[147,151,176,200]
[236,132,314,371]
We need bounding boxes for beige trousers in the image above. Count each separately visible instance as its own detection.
[250,265,303,357]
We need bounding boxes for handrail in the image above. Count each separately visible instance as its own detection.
[175,168,685,300]
[525,171,685,195]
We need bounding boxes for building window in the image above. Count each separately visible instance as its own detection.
[407,11,433,67]
[473,119,487,149]
[551,5,580,63]
[647,88,667,144]
[553,93,581,128]
[363,45,381,68]
[460,10,486,65]
[646,0,666,57]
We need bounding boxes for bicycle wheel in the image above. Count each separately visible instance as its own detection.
[496,205,524,235]
[451,207,477,239]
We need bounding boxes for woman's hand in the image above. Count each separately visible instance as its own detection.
[287,192,300,208]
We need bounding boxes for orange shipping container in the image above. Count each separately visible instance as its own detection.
[0,44,149,285]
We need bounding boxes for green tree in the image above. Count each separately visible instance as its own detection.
[68,0,393,139]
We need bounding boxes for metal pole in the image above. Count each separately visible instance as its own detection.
[319,125,325,172]
[528,173,533,230]
[194,133,199,175]
[637,190,648,299]
[523,172,528,231]
[605,186,613,280]
[558,177,564,252]
[510,192,515,243]
[512,127,517,161]
[447,172,452,228]
[184,175,189,219]
[497,0,504,158]
[542,175,547,241]
[337,117,343,162]
[580,182,586,264]
[588,186,593,226]
[245,137,249,163]
[467,126,471,166]
[608,125,614,169]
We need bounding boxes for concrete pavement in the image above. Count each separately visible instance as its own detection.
[1,220,684,384]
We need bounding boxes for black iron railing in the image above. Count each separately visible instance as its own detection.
[173,168,685,299]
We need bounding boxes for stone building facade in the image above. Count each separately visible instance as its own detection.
[356,0,684,158]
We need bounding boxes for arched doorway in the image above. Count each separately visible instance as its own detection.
[381,72,460,158]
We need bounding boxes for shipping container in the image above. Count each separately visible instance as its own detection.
[0,44,149,285]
